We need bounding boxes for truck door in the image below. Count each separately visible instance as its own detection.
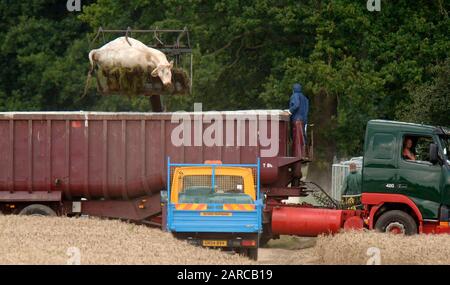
[438,135,450,207]
[397,134,442,220]
[362,132,399,194]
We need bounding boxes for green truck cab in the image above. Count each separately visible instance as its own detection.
[361,120,450,234]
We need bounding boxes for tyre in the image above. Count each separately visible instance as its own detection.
[247,248,258,261]
[259,223,272,248]
[374,210,417,235]
[259,235,271,248]
[19,204,57,217]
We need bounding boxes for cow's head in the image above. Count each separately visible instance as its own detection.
[151,61,174,86]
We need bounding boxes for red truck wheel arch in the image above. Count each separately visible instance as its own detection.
[362,193,423,232]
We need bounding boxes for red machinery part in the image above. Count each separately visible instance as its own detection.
[271,207,344,237]
[343,216,364,231]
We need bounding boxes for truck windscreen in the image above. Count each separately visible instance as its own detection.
[182,175,245,194]
[178,175,254,204]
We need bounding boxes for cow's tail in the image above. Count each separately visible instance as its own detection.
[82,50,96,98]
[88,50,96,70]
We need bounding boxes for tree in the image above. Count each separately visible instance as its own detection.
[399,60,450,126]
[0,0,448,190]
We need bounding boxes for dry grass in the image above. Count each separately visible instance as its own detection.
[0,216,254,265]
[96,67,189,96]
[315,230,450,265]
[4,215,448,265]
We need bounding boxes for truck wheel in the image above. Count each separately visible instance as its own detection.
[247,248,258,261]
[374,210,417,235]
[19,204,57,217]
[259,224,272,248]
[259,235,271,248]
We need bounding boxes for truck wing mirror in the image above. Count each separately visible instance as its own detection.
[160,190,168,203]
[429,143,439,164]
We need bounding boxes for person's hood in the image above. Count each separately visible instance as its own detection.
[293,84,302,93]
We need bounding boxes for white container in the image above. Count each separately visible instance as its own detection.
[331,157,363,201]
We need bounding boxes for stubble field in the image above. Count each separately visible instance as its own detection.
[1,216,449,265]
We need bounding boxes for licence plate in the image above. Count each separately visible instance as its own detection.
[200,212,232,217]
[202,240,228,247]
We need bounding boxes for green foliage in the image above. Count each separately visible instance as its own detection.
[0,0,449,160]
[398,60,450,126]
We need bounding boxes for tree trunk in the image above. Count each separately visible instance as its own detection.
[306,89,338,192]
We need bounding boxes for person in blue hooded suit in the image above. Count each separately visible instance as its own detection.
[289,83,309,127]
[288,83,309,158]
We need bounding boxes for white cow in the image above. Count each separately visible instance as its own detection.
[87,37,173,87]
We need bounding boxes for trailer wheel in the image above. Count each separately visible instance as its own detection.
[19,204,57,217]
[374,210,417,235]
